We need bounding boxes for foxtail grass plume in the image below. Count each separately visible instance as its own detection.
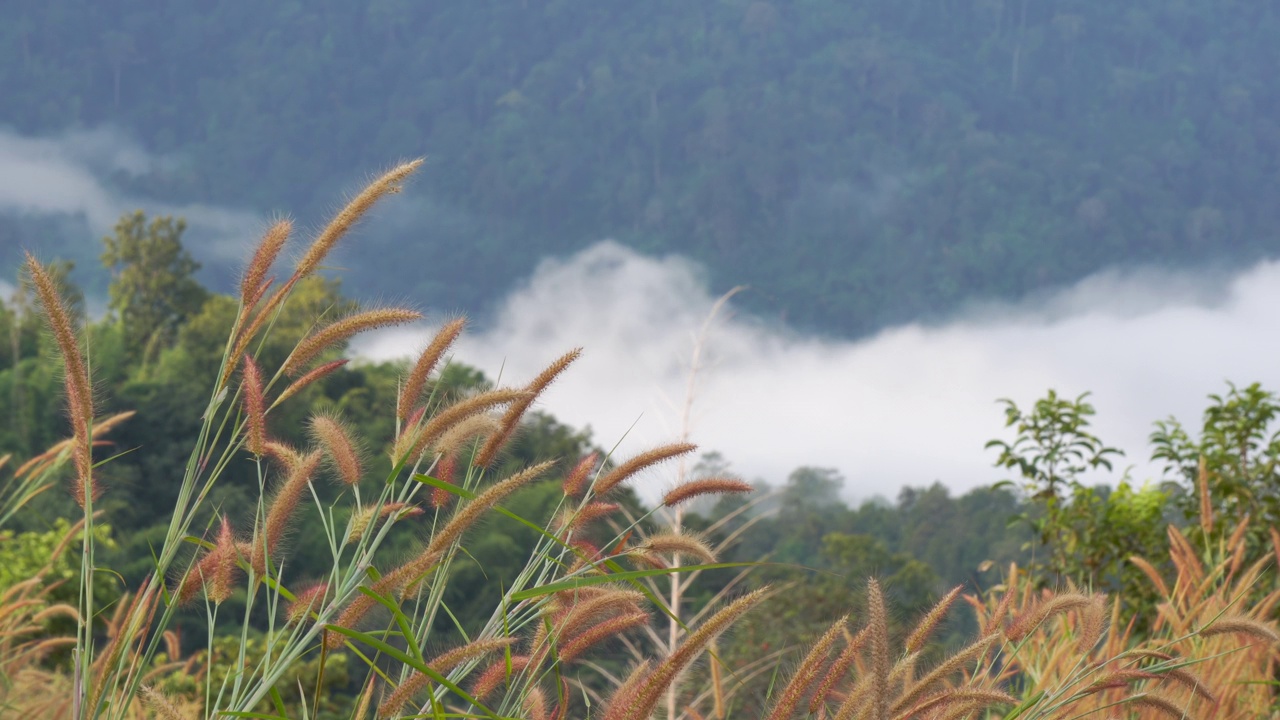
[376,636,516,717]
[397,316,466,421]
[285,582,329,625]
[905,585,964,654]
[472,655,531,700]
[594,442,697,496]
[604,587,770,720]
[253,451,323,574]
[1198,615,1280,643]
[309,413,364,485]
[293,159,424,282]
[474,348,582,467]
[662,477,753,508]
[434,413,500,459]
[25,253,95,507]
[285,308,421,375]
[430,455,458,509]
[1004,592,1092,642]
[240,219,291,308]
[395,388,529,463]
[275,359,349,407]
[633,532,717,564]
[559,611,651,662]
[765,617,846,720]
[564,501,619,530]
[241,357,267,455]
[562,453,599,496]
[346,502,423,543]
[866,579,890,720]
[809,626,869,714]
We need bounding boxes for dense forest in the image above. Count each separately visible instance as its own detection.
[3,1,1280,334]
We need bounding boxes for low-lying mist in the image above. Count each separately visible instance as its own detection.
[357,241,1280,504]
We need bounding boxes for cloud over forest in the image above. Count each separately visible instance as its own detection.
[358,241,1280,503]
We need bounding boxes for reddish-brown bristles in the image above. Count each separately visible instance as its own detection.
[397,316,466,421]
[1004,593,1092,642]
[394,388,529,464]
[347,502,423,544]
[25,253,95,507]
[662,477,753,508]
[241,357,267,455]
[594,443,697,496]
[275,359,349,407]
[376,637,516,716]
[285,308,421,376]
[176,515,241,604]
[766,617,846,720]
[474,348,582,467]
[309,414,364,485]
[285,582,329,625]
[472,656,531,700]
[253,451,323,575]
[562,453,599,497]
[566,501,620,530]
[633,532,717,564]
[430,455,458,509]
[559,611,651,662]
[241,220,291,307]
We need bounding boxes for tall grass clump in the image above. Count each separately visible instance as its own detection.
[20,161,767,719]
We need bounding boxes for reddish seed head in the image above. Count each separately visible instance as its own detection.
[562,453,599,497]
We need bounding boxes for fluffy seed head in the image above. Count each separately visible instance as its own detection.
[398,316,466,421]
[595,442,698,496]
[275,359,350,406]
[377,637,516,716]
[25,253,95,507]
[906,585,964,653]
[254,451,324,574]
[563,453,599,496]
[241,357,267,455]
[472,655,531,700]
[286,582,329,625]
[309,414,364,485]
[474,348,582,467]
[285,308,421,375]
[430,455,457,509]
[560,611,651,662]
[634,532,717,564]
[1198,615,1279,643]
[435,414,500,459]
[399,388,529,463]
[241,219,291,306]
[293,159,423,281]
[766,617,846,720]
[1005,593,1092,642]
[616,588,769,720]
[662,477,753,507]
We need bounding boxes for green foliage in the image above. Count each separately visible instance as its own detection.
[987,390,1168,599]
[100,211,208,367]
[6,2,1280,335]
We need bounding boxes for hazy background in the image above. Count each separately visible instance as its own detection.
[3,1,1278,500]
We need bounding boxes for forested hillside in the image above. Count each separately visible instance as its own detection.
[4,1,1279,334]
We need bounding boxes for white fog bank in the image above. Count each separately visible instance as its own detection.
[357,241,1280,504]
